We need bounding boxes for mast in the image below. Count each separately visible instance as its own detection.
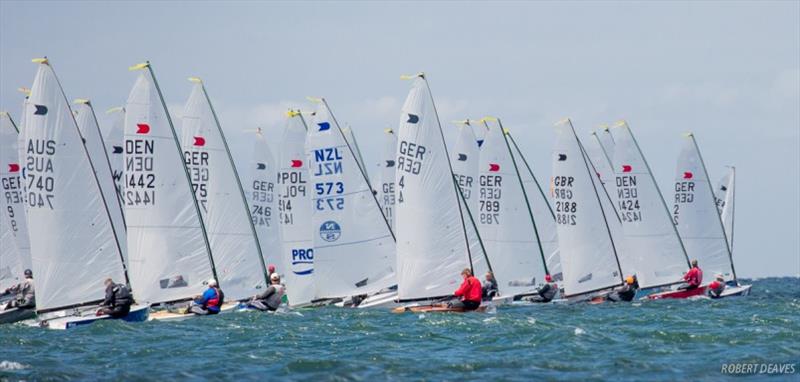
[688,133,738,283]
[136,62,219,283]
[195,77,269,286]
[489,117,549,276]
[76,99,130,286]
[415,74,493,274]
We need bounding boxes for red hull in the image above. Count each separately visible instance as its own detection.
[647,285,707,300]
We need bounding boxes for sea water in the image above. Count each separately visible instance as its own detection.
[1,277,797,381]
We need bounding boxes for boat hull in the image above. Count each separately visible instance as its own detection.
[39,304,150,330]
[0,307,36,325]
[646,286,707,300]
[148,301,239,321]
[717,284,752,298]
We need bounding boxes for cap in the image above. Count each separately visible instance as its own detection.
[270,273,280,281]
[207,279,218,287]
[625,276,635,285]
[545,274,552,282]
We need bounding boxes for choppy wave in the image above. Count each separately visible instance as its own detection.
[0,277,798,381]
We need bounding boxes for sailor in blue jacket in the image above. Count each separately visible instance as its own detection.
[189,279,224,315]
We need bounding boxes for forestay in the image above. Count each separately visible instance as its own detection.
[341,125,369,185]
[395,76,489,301]
[551,119,622,297]
[246,129,282,273]
[673,134,735,281]
[714,167,735,253]
[103,107,126,211]
[124,63,215,304]
[0,113,31,291]
[477,119,547,295]
[378,128,397,230]
[507,132,562,281]
[277,111,315,307]
[23,60,126,312]
[306,100,395,299]
[74,101,128,264]
[610,121,689,289]
[180,80,267,301]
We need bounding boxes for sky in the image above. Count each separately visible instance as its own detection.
[1,1,798,278]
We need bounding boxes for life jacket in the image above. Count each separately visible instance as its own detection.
[113,284,133,306]
[685,267,703,287]
[708,280,725,296]
[206,287,223,309]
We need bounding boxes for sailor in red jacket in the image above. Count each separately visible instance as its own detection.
[450,268,482,311]
[680,259,703,290]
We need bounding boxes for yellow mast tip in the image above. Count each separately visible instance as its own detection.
[31,57,49,64]
[0,111,8,117]
[188,77,202,83]
[73,98,90,105]
[683,132,694,137]
[306,96,323,103]
[128,62,150,71]
[17,87,31,96]
[400,72,425,80]
[286,109,301,118]
[384,128,394,134]
[106,106,124,114]
[613,120,627,128]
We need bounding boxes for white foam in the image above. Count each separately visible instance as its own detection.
[0,361,28,371]
[574,327,585,336]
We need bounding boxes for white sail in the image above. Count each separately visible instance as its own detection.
[378,128,397,230]
[714,167,735,253]
[246,129,282,273]
[551,119,622,297]
[673,134,736,281]
[180,81,267,301]
[23,60,126,311]
[306,100,395,299]
[0,113,31,291]
[395,76,488,301]
[277,111,315,307]
[597,126,616,153]
[507,132,561,280]
[477,119,547,295]
[450,121,480,214]
[73,101,128,264]
[104,107,126,211]
[124,64,215,304]
[609,121,689,289]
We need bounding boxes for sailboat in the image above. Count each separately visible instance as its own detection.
[245,128,282,276]
[305,98,396,307]
[551,118,624,301]
[391,73,493,313]
[608,121,692,299]
[715,166,735,253]
[377,128,398,231]
[73,100,128,264]
[0,111,33,323]
[19,58,146,329]
[179,77,269,304]
[672,134,750,297]
[123,62,218,321]
[277,110,316,308]
[104,106,126,211]
[505,129,562,282]
[475,117,550,300]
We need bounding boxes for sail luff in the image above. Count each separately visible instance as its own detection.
[78,101,130,285]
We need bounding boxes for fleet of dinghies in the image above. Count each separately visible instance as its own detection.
[0,60,750,328]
